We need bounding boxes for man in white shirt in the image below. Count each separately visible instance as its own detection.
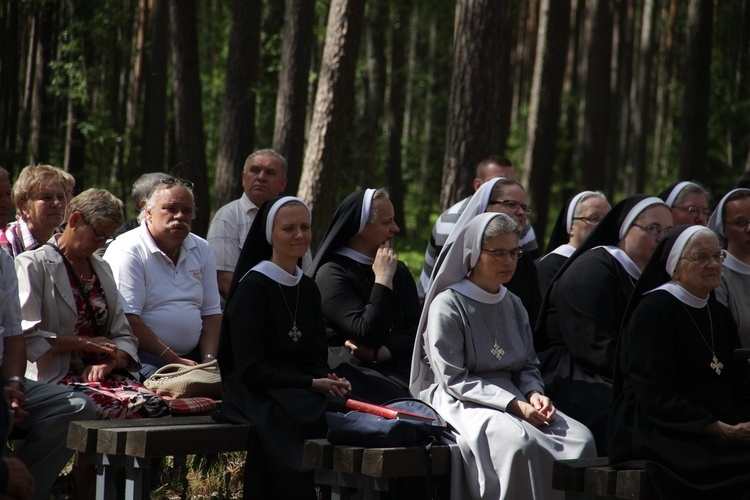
[104,178,222,379]
[1,246,95,499]
[208,149,290,300]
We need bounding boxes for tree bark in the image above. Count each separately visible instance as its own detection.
[170,0,210,236]
[140,0,169,177]
[522,0,571,250]
[441,0,505,210]
[273,0,314,196]
[386,1,407,232]
[679,0,713,181]
[298,0,365,246]
[214,0,261,212]
[28,1,55,165]
[0,0,20,164]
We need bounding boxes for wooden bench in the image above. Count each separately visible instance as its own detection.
[67,415,252,500]
[303,438,451,499]
[552,457,657,499]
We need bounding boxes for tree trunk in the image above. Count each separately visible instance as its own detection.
[298,0,365,247]
[273,0,314,196]
[29,1,55,165]
[679,0,713,181]
[579,0,613,193]
[140,0,169,176]
[522,0,571,250]
[170,0,210,237]
[653,0,678,179]
[611,1,635,190]
[560,0,586,189]
[0,0,20,165]
[214,0,261,213]
[441,0,505,210]
[386,1,407,232]
[629,0,657,192]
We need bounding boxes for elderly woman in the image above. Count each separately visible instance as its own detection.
[218,196,350,500]
[609,225,750,497]
[1,164,68,258]
[411,212,595,500]
[535,195,672,453]
[537,191,610,294]
[658,181,711,226]
[309,188,420,403]
[15,189,148,420]
[707,189,750,347]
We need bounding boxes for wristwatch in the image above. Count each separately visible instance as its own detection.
[5,375,25,390]
[203,354,216,360]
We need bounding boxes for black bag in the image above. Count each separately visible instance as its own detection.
[325,398,449,448]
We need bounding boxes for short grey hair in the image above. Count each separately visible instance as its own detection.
[138,181,195,222]
[573,191,608,217]
[482,213,521,246]
[69,188,124,228]
[245,149,288,177]
[367,188,391,223]
[673,182,708,207]
[131,172,169,211]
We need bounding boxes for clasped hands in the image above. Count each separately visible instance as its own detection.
[312,373,351,398]
[507,392,556,428]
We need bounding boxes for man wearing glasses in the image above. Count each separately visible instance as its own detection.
[207,149,311,302]
[104,178,222,380]
[416,155,539,300]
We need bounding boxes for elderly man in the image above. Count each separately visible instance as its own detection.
[104,177,222,380]
[208,149,302,300]
[115,172,169,237]
[417,155,538,299]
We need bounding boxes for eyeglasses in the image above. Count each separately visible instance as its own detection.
[726,219,750,229]
[673,205,711,217]
[681,250,726,266]
[632,223,668,238]
[572,215,603,225]
[82,216,114,244]
[487,199,533,215]
[160,177,195,189]
[481,247,523,260]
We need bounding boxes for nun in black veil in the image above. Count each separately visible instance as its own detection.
[608,224,750,498]
[309,188,421,404]
[537,191,610,295]
[217,196,351,499]
[534,194,672,454]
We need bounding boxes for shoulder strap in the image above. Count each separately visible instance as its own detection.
[44,243,101,337]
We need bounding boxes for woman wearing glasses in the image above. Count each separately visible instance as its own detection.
[708,188,750,347]
[15,189,145,417]
[432,177,542,329]
[659,180,711,226]
[609,225,750,497]
[411,212,595,499]
[537,191,611,294]
[535,195,672,454]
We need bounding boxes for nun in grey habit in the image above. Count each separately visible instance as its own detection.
[410,212,596,500]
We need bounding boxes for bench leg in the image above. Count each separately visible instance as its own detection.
[95,454,119,500]
[124,457,152,500]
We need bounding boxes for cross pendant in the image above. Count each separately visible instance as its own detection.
[491,342,505,360]
[710,355,723,375]
[288,324,302,342]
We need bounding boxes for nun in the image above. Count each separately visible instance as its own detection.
[534,195,672,453]
[217,196,351,500]
[309,188,420,403]
[658,180,711,226]
[537,191,610,294]
[708,188,750,347]
[410,212,595,500]
[431,177,542,329]
[609,224,750,497]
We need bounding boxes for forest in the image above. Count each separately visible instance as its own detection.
[0,0,749,254]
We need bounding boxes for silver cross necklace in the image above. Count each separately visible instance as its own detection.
[682,303,722,375]
[477,303,505,361]
[278,283,302,342]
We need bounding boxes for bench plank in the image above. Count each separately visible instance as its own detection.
[333,446,365,474]
[585,466,618,497]
[303,439,334,470]
[361,446,451,478]
[616,469,657,500]
[113,423,251,457]
[68,415,219,453]
[552,457,610,492]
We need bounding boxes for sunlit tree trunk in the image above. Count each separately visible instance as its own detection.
[386,1,407,232]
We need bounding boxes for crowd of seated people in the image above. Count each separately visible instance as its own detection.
[4,153,750,499]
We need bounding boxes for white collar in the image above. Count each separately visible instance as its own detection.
[239,192,260,213]
[600,245,642,279]
[448,278,507,304]
[723,251,750,275]
[245,260,302,286]
[649,281,707,308]
[550,244,576,258]
[335,246,375,266]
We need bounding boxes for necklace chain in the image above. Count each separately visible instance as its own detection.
[278,283,302,342]
[682,303,723,375]
[477,302,505,360]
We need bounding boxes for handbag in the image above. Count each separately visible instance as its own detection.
[144,359,222,399]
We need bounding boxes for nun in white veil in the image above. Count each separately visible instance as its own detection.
[410,212,595,500]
